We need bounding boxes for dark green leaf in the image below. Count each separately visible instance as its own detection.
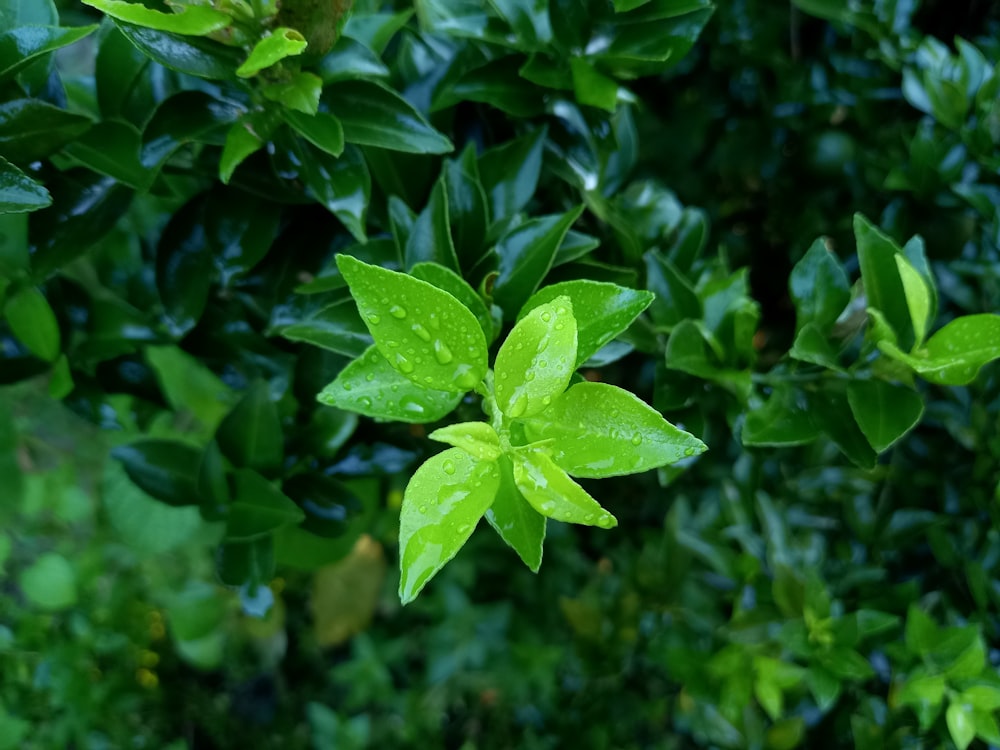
[323,80,453,154]
[847,380,924,453]
[644,249,701,328]
[742,385,821,447]
[479,126,546,221]
[404,176,458,271]
[0,24,98,81]
[790,238,851,333]
[316,35,390,82]
[3,285,59,361]
[854,214,913,349]
[216,536,275,587]
[114,21,242,80]
[484,454,545,571]
[142,91,238,173]
[113,439,203,507]
[493,206,583,316]
[226,469,304,542]
[155,197,213,338]
[281,299,373,358]
[0,99,91,164]
[216,381,284,474]
[806,384,877,470]
[282,109,345,157]
[0,156,50,213]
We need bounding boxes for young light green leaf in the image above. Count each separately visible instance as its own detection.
[398,448,500,604]
[519,280,655,366]
[789,238,851,333]
[317,345,463,424]
[404,176,458,271]
[484,455,545,572]
[3,285,59,361]
[644,248,702,328]
[847,380,924,453]
[494,297,577,418]
[236,27,306,77]
[880,314,1000,385]
[742,385,822,447]
[511,447,617,528]
[336,255,488,392]
[428,422,502,461]
[895,255,932,346]
[523,382,706,478]
[410,261,494,341]
[219,120,264,183]
[946,703,976,750]
[226,469,305,542]
[83,0,231,35]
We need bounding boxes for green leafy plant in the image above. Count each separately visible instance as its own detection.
[321,255,705,602]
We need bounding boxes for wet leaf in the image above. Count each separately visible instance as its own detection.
[511,447,616,528]
[398,448,500,604]
[83,0,231,35]
[317,345,462,423]
[428,421,502,461]
[336,255,488,392]
[495,297,577,418]
[484,454,545,571]
[519,279,654,365]
[524,381,706,477]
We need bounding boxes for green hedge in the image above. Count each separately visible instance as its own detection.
[1,0,999,747]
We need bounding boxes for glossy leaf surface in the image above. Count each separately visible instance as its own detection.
[83,0,230,35]
[337,255,488,392]
[112,440,203,507]
[280,299,373,358]
[237,27,306,77]
[428,422,502,461]
[847,380,924,453]
[410,261,493,340]
[524,382,706,477]
[484,454,545,571]
[881,314,1000,385]
[323,80,453,154]
[317,345,463,423]
[0,156,50,212]
[398,448,500,604]
[494,297,577,418]
[492,207,583,315]
[519,280,654,365]
[855,214,912,348]
[0,24,97,81]
[512,447,616,528]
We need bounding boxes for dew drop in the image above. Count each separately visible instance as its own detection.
[456,370,479,390]
[342,382,353,391]
[684,447,696,457]
[597,513,614,528]
[412,323,432,342]
[540,501,556,513]
[365,373,375,382]
[433,340,454,364]
[508,393,528,418]
[389,305,407,319]
[443,459,456,476]
[556,306,567,315]
[500,372,510,380]
[456,523,471,534]
[539,360,548,368]
[418,504,428,514]
[524,371,535,382]
[555,323,565,330]
[366,313,381,325]
[424,376,434,385]
[583,513,595,523]
[515,342,524,351]
[387,340,400,349]
[610,428,620,439]
[401,398,426,415]
[391,384,399,393]
[360,396,372,408]
[395,353,414,373]
[541,395,551,406]
[631,433,643,446]
[428,314,441,330]
[541,311,552,322]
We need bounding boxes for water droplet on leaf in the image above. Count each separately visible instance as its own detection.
[395,353,414,373]
[541,311,552,322]
[508,393,528,418]
[443,460,456,475]
[366,313,381,325]
[597,514,614,528]
[360,397,372,408]
[631,434,643,446]
[412,323,431,342]
[389,305,407,319]
[433,340,453,364]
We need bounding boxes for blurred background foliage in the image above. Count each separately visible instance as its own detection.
[2,0,1000,747]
